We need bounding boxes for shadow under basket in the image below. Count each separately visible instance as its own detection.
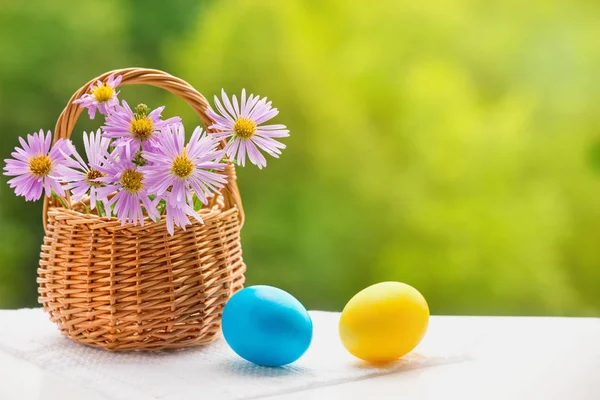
[37,68,246,351]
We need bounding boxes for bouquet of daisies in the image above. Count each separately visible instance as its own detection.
[3,75,289,235]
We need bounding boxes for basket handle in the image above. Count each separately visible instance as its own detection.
[42,67,245,233]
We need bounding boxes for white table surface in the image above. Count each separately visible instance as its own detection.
[0,311,598,400]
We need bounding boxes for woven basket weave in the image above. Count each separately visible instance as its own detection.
[37,68,246,351]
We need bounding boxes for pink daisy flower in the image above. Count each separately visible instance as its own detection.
[207,89,289,169]
[163,201,202,236]
[96,152,159,226]
[142,123,227,207]
[3,130,72,201]
[73,74,122,119]
[103,101,181,157]
[55,129,113,209]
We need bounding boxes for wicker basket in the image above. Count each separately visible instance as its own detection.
[37,68,246,351]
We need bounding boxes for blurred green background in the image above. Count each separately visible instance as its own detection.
[1,0,599,315]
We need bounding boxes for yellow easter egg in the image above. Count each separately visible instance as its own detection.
[339,281,429,363]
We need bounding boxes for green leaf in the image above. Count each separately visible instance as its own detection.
[193,194,203,211]
[156,199,167,216]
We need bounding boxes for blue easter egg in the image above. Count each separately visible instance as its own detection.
[222,285,313,367]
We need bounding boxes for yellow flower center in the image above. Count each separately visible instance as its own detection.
[91,85,115,102]
[29,154,52,177]
[85,169,106,187]
[233,117,257,139]
[130,117,154,140]
[120,168,144,193]
[171,149,194,179]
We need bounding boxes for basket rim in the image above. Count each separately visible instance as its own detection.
[45,200,239,234]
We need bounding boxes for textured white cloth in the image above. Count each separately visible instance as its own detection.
[0,309,461,400]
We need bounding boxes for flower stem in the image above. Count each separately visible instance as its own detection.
[96,201,106,218]
[51,191,70,209]
[79,201,90,214]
